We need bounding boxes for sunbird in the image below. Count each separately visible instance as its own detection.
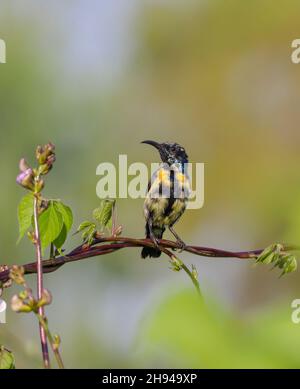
[141,140,191,258]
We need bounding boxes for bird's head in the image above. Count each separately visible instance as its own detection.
[142,140,188,165]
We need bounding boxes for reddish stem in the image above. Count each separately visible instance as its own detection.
[0,236,298,284]
[33,194,50,369]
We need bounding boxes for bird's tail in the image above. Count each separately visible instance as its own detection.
[141,224,165,258]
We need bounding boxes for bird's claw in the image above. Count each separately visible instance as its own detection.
[151,237,160,250]
[175,239,186,252]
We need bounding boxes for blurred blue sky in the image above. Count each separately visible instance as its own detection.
[4,1,139,87]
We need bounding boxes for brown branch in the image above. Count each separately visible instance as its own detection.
[1,236,298,285]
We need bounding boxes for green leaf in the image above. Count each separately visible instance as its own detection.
[82,224,96,244]
[0,347,15,369]
[17,193,34,243]
[75,221,96,244]
[76,221,94,233]
[53,201,73,232]
[87,232,96,246]
[93,199,115,228]
[53,223,67,251]
[256,243,298,276]
[278,254,297,276]
[50,201,73,251]
[256,243,281,264]
[39,201,63,250]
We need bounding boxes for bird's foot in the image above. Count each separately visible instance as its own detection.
[175,239,186,252]
[150,237,160,251]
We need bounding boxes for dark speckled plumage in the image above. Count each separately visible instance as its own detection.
[141,141,190,258]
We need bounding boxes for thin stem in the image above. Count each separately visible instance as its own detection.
[33,194,50,369]
[111,201,116,236]
[36,314,64,369]
[181,263,202,298]
[162,247,203,299]
[50,243,55,259]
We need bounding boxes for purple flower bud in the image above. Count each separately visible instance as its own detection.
[16,168,35,191]
[45,142,55,153]
[46,154,56,169]
[38,153,56,175]
[11,295,32,313]
[47,154,56,164]
[36,142,56,167]
[9,265,25,285]
[36,145,47,164]
[36,288,52,308]
[19,158,30,172]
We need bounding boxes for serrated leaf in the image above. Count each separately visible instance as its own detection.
[284,256,297,274]
[39,201,63,250]
[87,231,96,246]
[93,199,115,228]
[278,254,297,277]
[17,193,34,243]
[82,223,96,245]
[106,217,112,229]
[53,223,67,251]
[76,221,94,234]
[0,347,15,369]
[101,200,115,226]
[256,246,273,263]
[92,207,103,223]
[53,201,73,232]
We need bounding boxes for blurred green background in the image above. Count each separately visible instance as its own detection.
[1,0,300,368]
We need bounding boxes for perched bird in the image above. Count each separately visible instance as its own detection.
[141,140,191,258]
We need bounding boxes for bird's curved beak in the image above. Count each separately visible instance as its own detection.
[141,140,162,151]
